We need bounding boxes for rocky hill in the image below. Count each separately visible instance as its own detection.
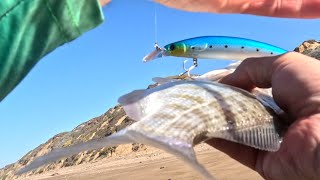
[294,40,320,58]
[0,105,138,180]
[1,40,320,180]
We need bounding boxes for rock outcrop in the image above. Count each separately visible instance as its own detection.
[294,40,320,59]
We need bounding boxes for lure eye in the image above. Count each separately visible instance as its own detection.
[169,44,176,51]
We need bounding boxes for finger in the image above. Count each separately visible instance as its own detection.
[100,0,111,6]
[220,52,320,118]
[241,0,320,18]
[154,0,226,12]
[219,52,299,114]
[206,138,260,170]
[219,55,280,91]
[155,0,320,18]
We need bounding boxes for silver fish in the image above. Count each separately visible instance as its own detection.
[17,78,287,179]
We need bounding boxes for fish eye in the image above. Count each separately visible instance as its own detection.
[169,44,176,51]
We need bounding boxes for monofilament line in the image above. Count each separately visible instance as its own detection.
[154,2,158,45]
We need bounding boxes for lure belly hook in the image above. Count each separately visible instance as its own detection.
[179,58,198,77]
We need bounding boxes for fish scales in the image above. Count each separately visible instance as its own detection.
[17,79,285,180]
[130,81,281,147]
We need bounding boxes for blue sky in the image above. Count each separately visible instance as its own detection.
[0,0,319,168]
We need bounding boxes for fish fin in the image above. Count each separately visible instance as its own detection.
[118,89,146,105]
[126,129,215,180]
[118,79,178,121]
[16,130,134,175]
[252,88,284,115]
[18,122,215,179]
[214,125,282,151]
[118,90,147,121]
[173,146,215,180]
[152,77,178,85]
[196,62,239,82]
[225,61,241,70]
[196,69,233,81]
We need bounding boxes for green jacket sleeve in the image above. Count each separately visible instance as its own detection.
[0,0,104,101]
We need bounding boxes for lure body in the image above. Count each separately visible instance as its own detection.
[143,36,288,62]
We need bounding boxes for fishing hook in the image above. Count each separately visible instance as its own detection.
[179,58,198,77]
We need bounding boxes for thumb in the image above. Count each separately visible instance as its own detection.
[219,52,320,118]
[219,55,280,91]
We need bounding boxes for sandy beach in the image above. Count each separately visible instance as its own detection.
[18,144,262,180]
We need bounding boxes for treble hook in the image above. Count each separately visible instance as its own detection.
[183,59,189,71]
[179,58,198,77]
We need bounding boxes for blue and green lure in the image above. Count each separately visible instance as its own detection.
[143,36,288,62]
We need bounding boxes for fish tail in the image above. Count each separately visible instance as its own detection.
[16,130,134,175]
[176,147,215,180]
[124,130,215,180]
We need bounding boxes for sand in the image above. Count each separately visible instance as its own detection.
[18,144,262,180]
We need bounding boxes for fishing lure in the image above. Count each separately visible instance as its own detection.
[143,36,288,75]
[17,77,288,179]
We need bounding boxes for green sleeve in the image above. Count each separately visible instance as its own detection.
[0,0,104,101]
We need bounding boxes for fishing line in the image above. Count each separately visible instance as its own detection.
[154,2,159,47]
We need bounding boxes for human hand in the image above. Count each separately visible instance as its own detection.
[100,0,111,6]
[155,0,320,18]
[206,52,320,179]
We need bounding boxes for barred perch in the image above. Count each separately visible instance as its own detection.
[17,68,289,179]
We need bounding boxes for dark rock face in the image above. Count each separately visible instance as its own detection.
[1,40,320,179]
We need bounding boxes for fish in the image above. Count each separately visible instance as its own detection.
[143,36,288,62]
[16,77,288,179]
[194,63,284,115]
